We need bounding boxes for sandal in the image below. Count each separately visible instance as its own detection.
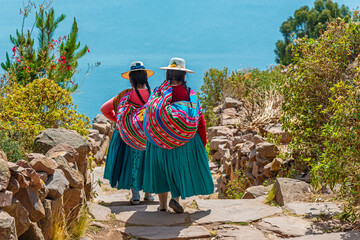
[157,206,167,212]
[130,198,140,205]
[169,199,184,213]
[144,192,155,202]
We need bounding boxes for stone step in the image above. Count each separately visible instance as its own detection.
[284,201,342,217]
[286,231,360,240]
[118,226,211,240]
[115,211,190,226]
[191,199,282,224]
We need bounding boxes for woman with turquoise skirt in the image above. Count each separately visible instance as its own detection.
[101,61,154,205]
[143,57,214,213]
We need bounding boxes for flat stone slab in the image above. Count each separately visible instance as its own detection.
[257,216,317,237]
[119,226,210,240]
[215,225,268,240]
[95,192,130,205]
[286,231,360,240]
[284,202,342,217]
[191,199,282,224]
[116,211,189,226]
[110,204,159,214]
[87,202,111,221]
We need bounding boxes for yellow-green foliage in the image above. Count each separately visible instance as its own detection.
[281,12,360,218]
[198,66,284,128]
[225,170,250,199]
[68,205,91,239]
[0,78,90,153]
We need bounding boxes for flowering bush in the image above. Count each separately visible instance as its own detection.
[0,78,90,152]
[1,2,89,93]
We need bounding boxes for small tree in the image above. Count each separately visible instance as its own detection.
[1,4,88,92]
[281,13,360,216]
[275,0,350,65]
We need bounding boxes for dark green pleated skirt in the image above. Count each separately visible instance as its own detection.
[142,133,214,199]
[103,129,145,191]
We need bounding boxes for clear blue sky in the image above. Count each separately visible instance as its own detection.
[0,0,359,119]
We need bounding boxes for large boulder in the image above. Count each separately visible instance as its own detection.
[27,153,46,162]
[243,185,273,199]
[221,108,237,119]
[235,141,255,156]
[7,177,20,195]
[3,199,31,236]
[92,122,110,135]
[0,209,17,240]
[87,129,101,143]
[94,135,110,164]
[45,169,69,200]
[209,138,231,151]
[19,222,45,240]
[0,159,10,192]
[208,126,234,141]
[0,190,13,207]
[260,124,292,144]
[33,128,90,178]
[256,142,279,160]
[63,188,85,211]
[223,97,242,109]
[93,114,110,124]
[274,178,312,206]
[39,197,64,240]
[14,187,45,222]
[29,156,58,175]
[53,156,84,189]
[46,143,79,163]
[12,160,42,190]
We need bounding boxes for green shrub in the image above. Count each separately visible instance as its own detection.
[281,13,360,215]
[0,78,90,153]
[198,68,228,127]
[225,170,250,199]
[0,130,25,162]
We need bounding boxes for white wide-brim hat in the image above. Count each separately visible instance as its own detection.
[121,61,155,79]
[159,57,194,73]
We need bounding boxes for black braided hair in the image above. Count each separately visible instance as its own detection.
[129,70,151,105]
[166,70,190,97]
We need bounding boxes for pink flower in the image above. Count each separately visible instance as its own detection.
[87,48,90,53]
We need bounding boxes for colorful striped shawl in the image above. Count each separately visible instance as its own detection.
[116,91,147,151]
[143,80,202,149]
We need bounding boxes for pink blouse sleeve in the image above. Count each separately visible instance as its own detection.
[100,97,116,122]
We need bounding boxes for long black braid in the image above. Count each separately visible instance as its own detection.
[129,70,151,105]
[166,70,190,97]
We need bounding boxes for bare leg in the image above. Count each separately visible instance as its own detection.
[158,192,168,210]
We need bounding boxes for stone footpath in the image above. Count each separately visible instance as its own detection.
[81,167,360,240]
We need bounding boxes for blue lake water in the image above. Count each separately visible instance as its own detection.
[0,0,359,120]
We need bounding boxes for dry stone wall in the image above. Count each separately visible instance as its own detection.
[0,128,91,240]
[87,114,115,165]
[208,97,291,194]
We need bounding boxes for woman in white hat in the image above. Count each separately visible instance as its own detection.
[101,61,154,204]
[142,57,214,212]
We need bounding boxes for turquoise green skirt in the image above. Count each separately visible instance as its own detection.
[142,133,214,199]
[104,129,145,191]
